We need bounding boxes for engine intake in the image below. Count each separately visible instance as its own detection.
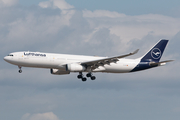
[51,69,70,75]
[66,63,86,72]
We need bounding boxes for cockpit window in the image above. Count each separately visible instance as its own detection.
[8,54,13,56]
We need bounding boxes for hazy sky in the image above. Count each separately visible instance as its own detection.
[0,0,180,120]
[19,0,180,17]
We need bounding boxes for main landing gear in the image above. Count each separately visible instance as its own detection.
[77,72,87,81]
[77,72,96,82]
[18,66,22,73]
[86,73,96,80]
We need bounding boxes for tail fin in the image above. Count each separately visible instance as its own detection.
[140,39,169,62]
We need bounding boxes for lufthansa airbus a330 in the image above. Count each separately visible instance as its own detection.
[4,39,173,81]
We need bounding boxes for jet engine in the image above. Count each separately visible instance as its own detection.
[50,69,70,75]
[66,63,86,72]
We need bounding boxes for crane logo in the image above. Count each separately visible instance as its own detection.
[151,48,161,59]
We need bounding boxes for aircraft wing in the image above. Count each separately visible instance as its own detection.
[81,49,139,69]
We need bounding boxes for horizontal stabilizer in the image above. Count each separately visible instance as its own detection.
[149,60,174,67]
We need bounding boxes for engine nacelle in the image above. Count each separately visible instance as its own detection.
[50,69,70,75]
[66,63,86,72]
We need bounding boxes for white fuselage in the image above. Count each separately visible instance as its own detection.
[3,40,171,81]
[4,51,140,73]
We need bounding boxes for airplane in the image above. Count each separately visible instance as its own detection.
[4,39,173,81]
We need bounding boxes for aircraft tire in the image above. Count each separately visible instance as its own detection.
[91,76,96,80]
[19,70,22,73]
[86,73,91,77]
[82,78,87,82]
[77,75,82,79]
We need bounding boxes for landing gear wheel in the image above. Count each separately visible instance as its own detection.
[19,70,22,73]
[86,73,92,77]
[18,66,22,73]
[82,77,87,82]
[86,72,92,77]
[77,75,82,79]
[91,76,96,80]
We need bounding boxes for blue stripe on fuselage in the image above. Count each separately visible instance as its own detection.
[130,61,158,72]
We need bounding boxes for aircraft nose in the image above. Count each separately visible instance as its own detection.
[4,56,9,62]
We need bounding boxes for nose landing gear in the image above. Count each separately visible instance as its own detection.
[18,66,22,73]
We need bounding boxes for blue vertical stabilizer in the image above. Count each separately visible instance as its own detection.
[141,39,168,62]
[131,39,169,72]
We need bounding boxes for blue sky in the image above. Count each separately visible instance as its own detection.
[0,0,180,120]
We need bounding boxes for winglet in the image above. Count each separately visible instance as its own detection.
[130,49,139,55]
